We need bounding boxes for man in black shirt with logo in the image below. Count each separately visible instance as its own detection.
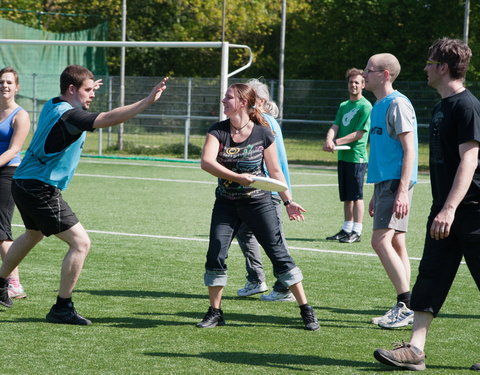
[374,38,480,371]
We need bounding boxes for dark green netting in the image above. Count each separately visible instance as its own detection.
[0,17,108,100]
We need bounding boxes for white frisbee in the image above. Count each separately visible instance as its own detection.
[251,176,288,192]
[334,145,351,150]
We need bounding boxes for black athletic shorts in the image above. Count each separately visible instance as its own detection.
[0,166,16,241]
[12,179,79,237]
[337,160,367,202]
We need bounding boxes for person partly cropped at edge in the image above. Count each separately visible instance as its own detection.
[0,64,168,325]
[198,83,319,331]
[0,67,31,299]
[374,37,480,372]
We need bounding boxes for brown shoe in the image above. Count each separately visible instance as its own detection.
[374,342,426,371]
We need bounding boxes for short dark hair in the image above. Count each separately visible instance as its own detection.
[0,66,19,85]
[428,38,471,80]
[60,65,94,95]
[345,68,364,81]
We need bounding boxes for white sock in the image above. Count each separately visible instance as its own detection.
[342,221,353,233]
[353,222,363,235]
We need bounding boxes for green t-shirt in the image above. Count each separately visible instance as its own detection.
[333,96,372,163]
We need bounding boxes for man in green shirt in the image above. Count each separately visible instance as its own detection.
[323,68,372,243]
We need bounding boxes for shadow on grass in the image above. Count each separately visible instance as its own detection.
[75,289,260,302]
[90,310,313,329]
[144,351,466,372]
[144,351,369,371]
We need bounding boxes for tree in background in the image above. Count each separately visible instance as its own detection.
[0,0,478,81]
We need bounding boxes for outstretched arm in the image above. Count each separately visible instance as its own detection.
[93,77,168,129]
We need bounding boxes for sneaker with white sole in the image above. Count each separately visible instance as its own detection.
[237,281,268,297]
[378,302,414,329]
[374,341,426,371]
[8,284,27,299]
[260,290,295,302]
[371,303,398,324]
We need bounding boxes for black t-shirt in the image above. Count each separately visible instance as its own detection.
[208,119,275,201]
[429,89,480,206]
[44,97,99,154]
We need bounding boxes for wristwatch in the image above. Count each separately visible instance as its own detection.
[283,199,293,206]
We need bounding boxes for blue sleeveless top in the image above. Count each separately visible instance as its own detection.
[367,91,418,184]
[14,99,86,190]
[0,107,23,165]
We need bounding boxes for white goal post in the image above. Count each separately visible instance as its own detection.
[0,39,253,121]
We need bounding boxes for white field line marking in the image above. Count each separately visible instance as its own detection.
[76,172,430,188]
[12,225,418,261]
[79,159,430,185]
[76,173,216,185]
[81,159,201,169]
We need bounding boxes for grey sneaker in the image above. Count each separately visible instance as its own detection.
[300,305,320,331]
[237,281,268,297]
[371,303,398,324]
[374,342,426,371]
[260,290,295,302]
[196,306,225,328]
[378,302,414,329]
[46,303,92,325]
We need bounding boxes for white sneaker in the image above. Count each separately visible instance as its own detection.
[371,304,397,324]
[260,290,295,302]
[237,281,268,297]
[378,302,414,329]
[8,284,27,299]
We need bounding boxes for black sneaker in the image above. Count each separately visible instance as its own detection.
[0,285,13,308]
[339,231,361,243]
[326,229,350,241]
[46,302,92,325]
[196,306,225,328]
[300,305,320,331]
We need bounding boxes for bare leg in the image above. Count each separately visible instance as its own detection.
[55,223,91,298]
[343,201,354,222]
[0,241,20,279]
[392,232,411,286]
[371,228,410,295]
[289,282,308,305]
[409,311,434,351]
[0,230,44,278]
[353,199,364,224]
[208,286,223,309]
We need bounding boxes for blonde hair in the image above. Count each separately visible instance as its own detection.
[246,78,279,118]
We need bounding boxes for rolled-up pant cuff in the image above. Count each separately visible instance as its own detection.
[277,266,303,287]
[204,270,228,286]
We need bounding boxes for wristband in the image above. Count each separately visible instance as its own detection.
[283,199,293,206]
[333,139,337,146]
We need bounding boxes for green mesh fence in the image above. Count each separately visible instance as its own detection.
[0,17,108,100]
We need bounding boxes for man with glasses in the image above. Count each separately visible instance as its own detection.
[362,53,418,329]
[374,38,480,372]
[323,68,372,244]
